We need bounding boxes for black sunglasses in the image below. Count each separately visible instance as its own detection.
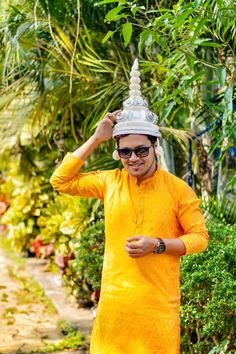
[117,144,153,159]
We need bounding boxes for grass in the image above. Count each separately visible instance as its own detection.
[36,320,86,353]
[39,330,85,352]
[7,320,86,353]
[6,265,56,314]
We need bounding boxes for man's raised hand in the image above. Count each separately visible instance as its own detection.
[94,110,121,143]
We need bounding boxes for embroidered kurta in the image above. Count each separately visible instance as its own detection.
[50,154,209,354]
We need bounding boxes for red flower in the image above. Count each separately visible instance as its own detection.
[31,235,43,255]
[91,289,100,302]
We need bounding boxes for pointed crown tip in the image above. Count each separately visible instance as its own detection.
[133,58,139,69]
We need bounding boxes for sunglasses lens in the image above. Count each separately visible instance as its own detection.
[117,148,132,159]
[135,147,149,157]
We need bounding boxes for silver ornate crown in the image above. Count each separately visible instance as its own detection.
[113,59,161,138]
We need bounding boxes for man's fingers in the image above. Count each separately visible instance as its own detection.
[130,255,142,258]
[113,109,122,116]
[126,242,139,249]
[127,236,141,242]
[104,110,121,123]
[128,253,142,258]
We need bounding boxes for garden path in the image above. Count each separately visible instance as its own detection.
[0,248,92,354]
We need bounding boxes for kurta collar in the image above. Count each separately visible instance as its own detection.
[122,163,161,187]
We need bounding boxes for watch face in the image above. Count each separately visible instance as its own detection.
[157,243,166,254]
[153,238,166,254]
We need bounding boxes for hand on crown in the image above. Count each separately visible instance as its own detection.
[94,110,121,143]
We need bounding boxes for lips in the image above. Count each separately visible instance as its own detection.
[128,163,143,167]
[128,163,143,170]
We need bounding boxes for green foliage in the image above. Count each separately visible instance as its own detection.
[38,331,85,353]
[201,196,236,225]
[0,2,236,352]
[98,0,236,188]
[122,22,132,48]
[57,319,78,335]
[0,162,51,253]
[1,0,235,191]
[71,220,105,290]
[0,149,105,302]
[180,221,236,353]
[7,264,56,315]
[37,193,92,250]
[62,219,105,305]
[0,0,130,162]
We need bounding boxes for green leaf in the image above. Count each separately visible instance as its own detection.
[154,12,171,27]
[186,55,195,70]
[174,9,193,28]
[183,71,204,86]
[131,5,139,17]
[102,30,115,43]
[223,19,236,37]
[122,22,132,47]
[193,0,201,9]
[105,5,125,22]
[108,13,127,22]
[179,3,195,12]
[217,67,226,87]
[161,101,175,122]
[194,18,208,38]
[224,86,233,121]
[193,39,221,47]
[156,54,163,64]
[98,0,123,5]
[145,33,153,46]
[138,29,153,53]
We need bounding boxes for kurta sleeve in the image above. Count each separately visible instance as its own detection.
[176,181,209,255]
[50,153,104,200]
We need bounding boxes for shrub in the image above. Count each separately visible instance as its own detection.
[180,221,236,353]
[66,220,105,305]
[1,172,50,254]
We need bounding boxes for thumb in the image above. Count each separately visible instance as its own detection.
[127,236,142,242]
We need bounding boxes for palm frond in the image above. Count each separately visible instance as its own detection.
[160,127,194,143]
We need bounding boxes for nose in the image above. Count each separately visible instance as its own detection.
[129,151,139,161]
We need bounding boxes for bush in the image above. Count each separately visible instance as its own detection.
[66,220,105,305]
[180,221,236,353]
[1,172,50,254]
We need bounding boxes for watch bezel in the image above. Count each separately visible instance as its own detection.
[153,238,166,254]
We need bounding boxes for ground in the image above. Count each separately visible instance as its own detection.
[0,247,90,354]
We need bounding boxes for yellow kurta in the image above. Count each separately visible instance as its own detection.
[50,154,209,354]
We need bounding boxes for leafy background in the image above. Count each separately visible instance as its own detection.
[0,0,235,353]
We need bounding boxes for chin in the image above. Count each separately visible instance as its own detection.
[127,168,144,177]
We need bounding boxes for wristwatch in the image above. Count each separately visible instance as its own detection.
[153,238,166,254]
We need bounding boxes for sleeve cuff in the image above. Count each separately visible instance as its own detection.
[180,233,209,256]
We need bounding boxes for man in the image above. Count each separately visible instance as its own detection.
[50,60,209,353]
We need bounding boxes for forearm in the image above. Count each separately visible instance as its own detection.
[126,235,186,258]
[71,134,101,161]
[162,238,186,256]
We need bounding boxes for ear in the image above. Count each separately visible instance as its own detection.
[154,141,168,171]
[153,142,158,154]
[154,140,163,156]
[155,145,164,156]
[112,150,120,160]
